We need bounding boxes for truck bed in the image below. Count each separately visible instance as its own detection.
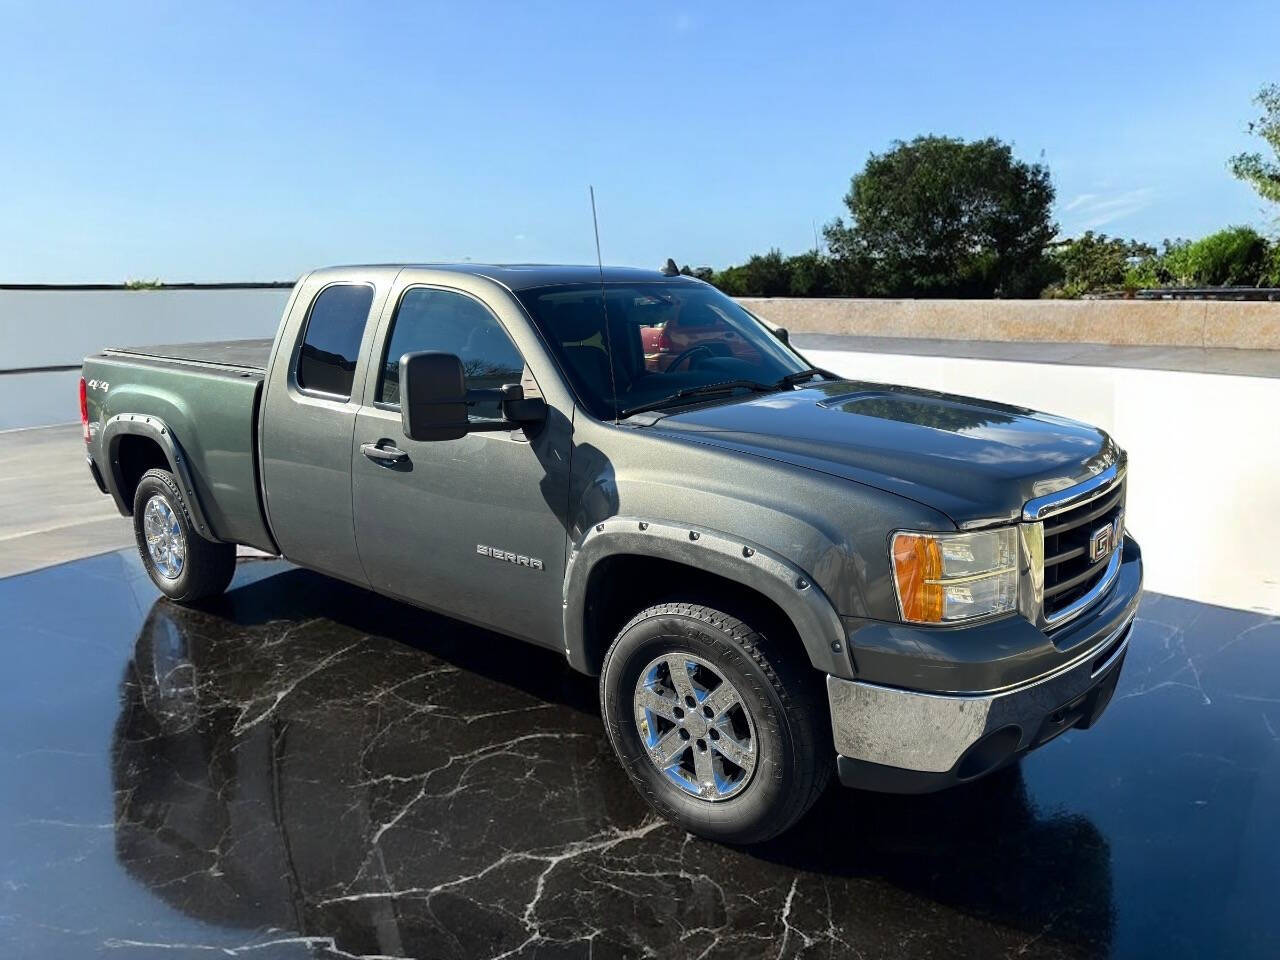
[85,340,277,553]
[104,338,272,372]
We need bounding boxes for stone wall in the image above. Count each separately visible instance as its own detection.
[739,297,1280,350]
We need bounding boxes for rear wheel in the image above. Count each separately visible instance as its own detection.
[600,600,831,843]
[132,468,235,603]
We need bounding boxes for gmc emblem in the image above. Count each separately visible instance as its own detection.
[1089,518,1122,564]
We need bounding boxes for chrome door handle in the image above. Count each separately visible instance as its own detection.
[360,441,409,464]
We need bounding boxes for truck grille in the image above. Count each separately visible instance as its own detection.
[1041,478,1125,623]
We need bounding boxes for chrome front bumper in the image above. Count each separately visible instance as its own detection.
[828,607,1136,789]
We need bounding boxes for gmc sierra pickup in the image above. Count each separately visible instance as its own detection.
[81,264,1142,842]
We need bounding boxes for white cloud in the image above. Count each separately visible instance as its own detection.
[1064,193,1097,212]
[1060,188,1157,231]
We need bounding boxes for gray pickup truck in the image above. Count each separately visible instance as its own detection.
[81,263,1142,842]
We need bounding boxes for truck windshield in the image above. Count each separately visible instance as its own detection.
[516,282,810,420]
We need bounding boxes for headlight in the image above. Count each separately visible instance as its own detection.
[890,528,1018,624]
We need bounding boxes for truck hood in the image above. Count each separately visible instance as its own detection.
[646,380,1122,527]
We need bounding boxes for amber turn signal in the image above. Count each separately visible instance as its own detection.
[890,528,1019,624]
[891,533,945,623]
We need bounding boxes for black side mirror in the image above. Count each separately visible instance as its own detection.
[400,352,469,442]
[499,384,547,425]
[772,325,790,344]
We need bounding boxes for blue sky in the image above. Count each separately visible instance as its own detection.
[1,0,1277,281]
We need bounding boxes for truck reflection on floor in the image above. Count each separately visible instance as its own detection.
[111,568,1113,959]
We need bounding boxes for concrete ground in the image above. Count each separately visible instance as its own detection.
[0,423,132,577]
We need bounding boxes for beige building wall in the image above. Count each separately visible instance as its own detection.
[738,297,1280,351]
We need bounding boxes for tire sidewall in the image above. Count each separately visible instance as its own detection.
[601,609,800,842]
[133,472,199,601]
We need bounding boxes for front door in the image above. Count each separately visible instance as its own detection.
[351,285,571,646]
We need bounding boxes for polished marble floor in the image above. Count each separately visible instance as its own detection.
[1,551,1277,959]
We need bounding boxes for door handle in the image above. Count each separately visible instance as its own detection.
[361,441,409,464]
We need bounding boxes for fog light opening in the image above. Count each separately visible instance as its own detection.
[956,725,1022,781]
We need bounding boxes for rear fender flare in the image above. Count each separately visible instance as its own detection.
[562,517,853,678]
[101,413,221,542]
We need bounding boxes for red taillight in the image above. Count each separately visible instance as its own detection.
[655,329,673,353]
[79,377,90,443]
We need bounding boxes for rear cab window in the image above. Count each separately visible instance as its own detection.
[296,283,376,398]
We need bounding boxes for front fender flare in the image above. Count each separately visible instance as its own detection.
[562,517,854,679]
[101,413,221,542]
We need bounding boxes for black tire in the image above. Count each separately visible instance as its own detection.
[600,600,831,843]
[132,468,235,604]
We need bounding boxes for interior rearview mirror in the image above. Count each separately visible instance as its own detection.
[400,352,469,442]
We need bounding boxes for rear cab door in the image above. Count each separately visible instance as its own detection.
[349,269,576,648]
[259,267,398,584]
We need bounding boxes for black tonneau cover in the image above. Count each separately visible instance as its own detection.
[105,338,272,372]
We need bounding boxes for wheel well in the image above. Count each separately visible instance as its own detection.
[115,435,171,513]
[581,554,807,675]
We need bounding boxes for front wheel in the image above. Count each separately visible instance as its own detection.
[600,601,831,843]
[132,468,236,603]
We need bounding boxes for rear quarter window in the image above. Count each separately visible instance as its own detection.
[296,283,375,398]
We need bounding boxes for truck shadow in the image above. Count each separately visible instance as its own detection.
[110,563,1113,959]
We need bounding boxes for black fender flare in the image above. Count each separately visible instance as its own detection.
[100,413,221,542]
[562,517,854,679]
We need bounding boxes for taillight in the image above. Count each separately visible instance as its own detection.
[79,376,90,443]
[655,329,673,354]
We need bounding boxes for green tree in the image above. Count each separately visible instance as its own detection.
[786,251,840,296]
[678,264,715,282]
[1044,232,1156,297]
[824,136,1057,298]
[1124,239,1188,288]
[711,249,793,297]
[1125,228,1272,288]
[1165,226,1270,286]
[1266,243,1280,285]
[1229,84,1280,208]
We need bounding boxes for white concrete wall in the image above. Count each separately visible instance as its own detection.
[0,370,82,431]
[0,288,290,371]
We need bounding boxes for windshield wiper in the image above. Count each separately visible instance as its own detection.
[618,379,775,419]
[774,367,837,388]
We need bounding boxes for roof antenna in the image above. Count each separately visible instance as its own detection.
[589,185,620,424]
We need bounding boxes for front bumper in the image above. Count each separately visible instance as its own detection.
[829,536,1142,793]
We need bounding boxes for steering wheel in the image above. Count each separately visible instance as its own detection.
[666,344,714,372]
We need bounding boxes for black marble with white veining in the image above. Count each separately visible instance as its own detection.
[0,551,1276,959]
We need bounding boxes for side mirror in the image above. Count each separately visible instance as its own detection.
[499,384,547,425]
[772,326,790,344]
[400,352,469,441]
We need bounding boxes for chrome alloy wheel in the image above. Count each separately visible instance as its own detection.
[633,653,757,801]
[143,494,186,580]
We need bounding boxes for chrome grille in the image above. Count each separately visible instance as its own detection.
[1040,478,1125,624]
